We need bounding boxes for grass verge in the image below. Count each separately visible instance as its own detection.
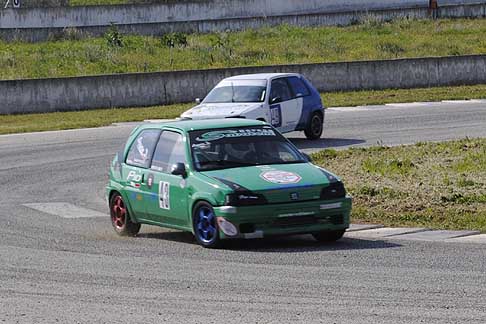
[1,84,485,135]
[1,19,486,79]
[312,138,486,232]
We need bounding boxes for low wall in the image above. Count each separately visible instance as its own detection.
[0,0,429,28]
[1,2,486,42]
[1,55,485,114]
[0,7,427,42]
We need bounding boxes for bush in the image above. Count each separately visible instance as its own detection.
[160,32,188,48]
[105,24,124,48]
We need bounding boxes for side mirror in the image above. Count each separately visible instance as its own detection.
[195,98,201,104]
[270,96,281,104]
[171,162,187,178]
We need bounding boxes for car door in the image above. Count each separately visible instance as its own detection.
[269,77,300,133]
[144,130,190,228]
[123,129,161,220]
[286,75,310,124]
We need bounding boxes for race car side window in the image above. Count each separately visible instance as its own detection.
[151,131,187,173]
[125,129,161,168]
[270,78,292,103]
[287,76,310,98]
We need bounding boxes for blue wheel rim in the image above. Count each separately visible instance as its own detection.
[196,206,217,243]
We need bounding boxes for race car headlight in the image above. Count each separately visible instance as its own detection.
[224,192,268,206]
[320,181,346,200]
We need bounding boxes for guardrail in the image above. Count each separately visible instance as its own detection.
[1,55,485,115]
[1,1,486,42]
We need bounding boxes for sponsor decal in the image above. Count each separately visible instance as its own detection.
[147,173,154,189]
[158,181,170,210]
[191,142,211,150]
[196,129,276,142]
[278,211,315,217]
[269,104,282,127]
[127,170,142,188]
[290,192,299,201]
[260,170,302,184]
[320,202,342,210]
[127,170,142,182]
[244,230,264,239]
[135,136,149,163]
[130,181,141,188]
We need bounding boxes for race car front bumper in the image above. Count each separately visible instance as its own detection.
[213,196,352,239]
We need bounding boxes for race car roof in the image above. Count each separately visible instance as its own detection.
[224,73,300,81]
[137,118,266,133]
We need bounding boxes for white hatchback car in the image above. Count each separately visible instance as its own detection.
[180,73,325,139]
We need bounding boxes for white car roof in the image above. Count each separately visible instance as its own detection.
[224,73,300,81]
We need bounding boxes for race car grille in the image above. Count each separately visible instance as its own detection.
[239,223,256,233]
[272,213,344,227]
[329,214,344,225]
[274,216,318,227]
[260,186,322,204]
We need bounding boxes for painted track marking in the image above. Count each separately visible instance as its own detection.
[23,203,107,218]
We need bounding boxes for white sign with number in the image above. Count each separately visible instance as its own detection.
[13,0,20,8]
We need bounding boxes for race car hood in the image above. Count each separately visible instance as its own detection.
[181,103,261,120]
[203,163,331,190]
[202,163,336,203]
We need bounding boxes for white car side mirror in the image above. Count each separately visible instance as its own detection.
[195,98,201,104]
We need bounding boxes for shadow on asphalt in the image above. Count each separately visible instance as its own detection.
[138,231,401,252]
[289,137,365,150]
[222,236,401,252]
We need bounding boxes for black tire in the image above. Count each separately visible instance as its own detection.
[312,229,345,243]
[192,201,221,248]
[304,112,323,140]
[109,193,141,237]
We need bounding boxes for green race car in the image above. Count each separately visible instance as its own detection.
[106,119,351,248]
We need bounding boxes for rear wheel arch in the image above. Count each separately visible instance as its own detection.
[108,189,119,203]
[311,109,323,120]
[109,191,141,236]
[108,189,138,223]
[304,110,324,140]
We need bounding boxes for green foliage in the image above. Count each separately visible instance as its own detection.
[161,32,188,48]
[1,18,486,80]
[105,24,124,48]
[208,32,234,63]
[362,157,415,176]
[314,138,486,232]
[376,41,405,57]
[310,149,338,161]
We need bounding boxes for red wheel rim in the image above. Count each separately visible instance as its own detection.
[111,196,126,229]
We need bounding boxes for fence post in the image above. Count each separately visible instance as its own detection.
[429,0,438,19]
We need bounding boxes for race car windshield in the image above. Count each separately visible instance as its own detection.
[189,126,307,171]
[203,80,267,103]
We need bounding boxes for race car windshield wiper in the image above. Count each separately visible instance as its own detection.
[198,159,257,170]
[263,160,307,165]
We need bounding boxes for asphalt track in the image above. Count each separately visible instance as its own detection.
[1,101,486,323]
